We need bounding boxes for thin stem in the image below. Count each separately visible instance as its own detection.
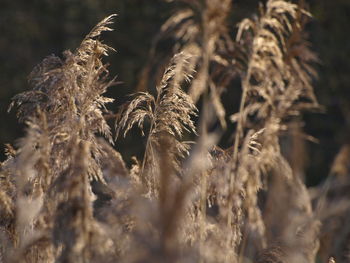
[199,171,208,262]
[226,11,261,230]
[140,113,155,193]
[225,38,255,263]
[226,66,252,227]
[198,6,211,260]
[140,84,162,192]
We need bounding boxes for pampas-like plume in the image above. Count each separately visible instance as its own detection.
[9,14,117,183]
[142,0,235,128]
[2,2,344,262]
[116,52,197,195]
[226,0,320,260]
[1,15,120,262]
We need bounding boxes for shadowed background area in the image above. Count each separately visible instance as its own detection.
[1,0,349,186]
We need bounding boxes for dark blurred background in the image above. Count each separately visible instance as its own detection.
[1,0,349,186]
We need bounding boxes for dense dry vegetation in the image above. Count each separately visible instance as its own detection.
[0,1,349,262]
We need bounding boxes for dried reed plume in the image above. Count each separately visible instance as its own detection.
[0,1,349,263]
[116,51,197,196]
